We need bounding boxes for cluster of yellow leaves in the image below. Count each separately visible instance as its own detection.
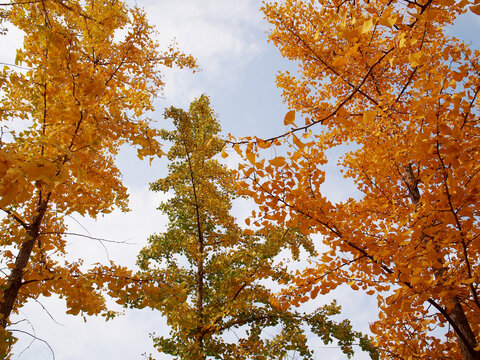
[232,0,480,359]
[1,0,195,214]
[0,0,195,356]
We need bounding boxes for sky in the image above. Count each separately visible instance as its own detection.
[1,0,480,359]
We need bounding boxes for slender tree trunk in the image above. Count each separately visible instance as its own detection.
[0,229,38,329]
[0,199,47,330]
[195,247,204,360]
[450,299,480,360]
[185,150,206,360]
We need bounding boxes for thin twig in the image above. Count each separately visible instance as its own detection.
[30,297,64,326]
[8,329,55,360]
[39,231,134,245]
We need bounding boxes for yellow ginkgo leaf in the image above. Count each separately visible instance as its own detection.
[221,146,228,158]
[470,4,480,15]
[363,110,376,122]
[292,134,305,149]
[284,110,296,125]
[270,156,286,167]
[244,229,255,236]
[246,150,256,165]
[361,18,373,33]
[302,130,312,139]
[408,51,423,67]
[257,138,272,149]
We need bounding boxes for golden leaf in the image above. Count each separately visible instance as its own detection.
[408,51,423,67]
[257,138,272,149]
[246,150,256,165]
[363,110,376,122]
[302,130,312,139]
[284,110,296,125]
[244,229,255,236]
[269,157,286,167]
[361,18,374,33]
[470,4,480,15]
[221,146,228,158]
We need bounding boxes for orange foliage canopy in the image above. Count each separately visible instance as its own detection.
[0,0,195,356]
[234,0,480,359]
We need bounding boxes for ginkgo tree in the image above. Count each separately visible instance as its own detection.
[116,95,378,360]
[0,0,195,356]
[232,0,480,359]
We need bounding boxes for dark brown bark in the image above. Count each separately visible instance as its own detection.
[450,299,480,360]
[185,148,205,360]
[0,231,37,329]
[404,164,421,204]
[0,200,47,330]
[195,250,204,360]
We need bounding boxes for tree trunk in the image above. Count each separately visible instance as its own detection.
[0,199,47,330]
[0,231,37,329]
[450,299,480,360]
[195,253,205,360]
[186,151,206,360]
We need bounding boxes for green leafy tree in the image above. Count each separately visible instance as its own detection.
[122,95,377,360]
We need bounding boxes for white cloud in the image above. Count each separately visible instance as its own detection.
[137,0,266,105]
[0,22,23,65]
[142,0,264,65]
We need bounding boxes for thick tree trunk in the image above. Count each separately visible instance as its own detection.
[450,299,480,360]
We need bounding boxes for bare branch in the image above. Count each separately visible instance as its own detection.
[8,328,55,360]
[39,231,134,245]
